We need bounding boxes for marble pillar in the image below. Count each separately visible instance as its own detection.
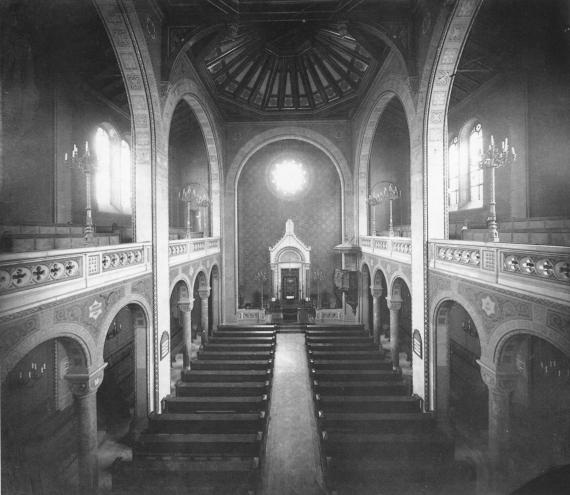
[66,364,106,495]
[179,298,194,369]
[371,287,383,346]
[386,296,402,371]
[199,287,211,343]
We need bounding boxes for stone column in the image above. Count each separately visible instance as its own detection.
[199,287,211,343]
[179,298,194,369]
[66,364,106,495]
[371,287,383,346]
[386,296,403,371]
[479,362,517,490]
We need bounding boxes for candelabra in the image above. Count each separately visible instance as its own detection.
[8,362,47,389]
[254,270,268,309]
[479,135,516,242]
[312,269,325,309]
[179,183,210,239]
[67,142,97,243]
[367,182,401,237]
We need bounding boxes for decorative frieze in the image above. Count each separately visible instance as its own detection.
[101,248,144,272]
[0,257,82,294]
[436,245,481,266]
[503,251,570,284]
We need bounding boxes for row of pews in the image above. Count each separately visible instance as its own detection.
[112,325,276,495]
[306,324,474,494]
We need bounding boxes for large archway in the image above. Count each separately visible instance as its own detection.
[1,336,89,494]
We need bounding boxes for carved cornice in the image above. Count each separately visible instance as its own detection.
[65,363,107,397]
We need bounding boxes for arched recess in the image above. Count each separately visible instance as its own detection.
[433,298,488,435]
[390,277,413,371]
[94,0,169,410]
[97,302,150,426]
[209,265,221,335]
[192,270,209,337]
[494,330,570,484]
[356,86,416,237]
[360,262,373,333]
[170,279,191,362]
[162,79,223,237]
[1,333,91,494]
[372,268,389,341]
[224,127,352,319]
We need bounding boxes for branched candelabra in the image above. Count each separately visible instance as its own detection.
[367,182,401,237]
[179,183,210,238]
[254,270,268,309]
[479,135,516,242]
[66,142,97,243]
[312,269,325,308]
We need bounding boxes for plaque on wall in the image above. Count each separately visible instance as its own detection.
[160,331,170,360]
[413,329,422,359]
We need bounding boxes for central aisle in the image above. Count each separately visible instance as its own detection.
[260,333,327,495]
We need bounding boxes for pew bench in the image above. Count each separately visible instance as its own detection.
[306,336,375,344]
[311,369,400,382]
[313,380,408,396]
[208,336,276,345]
[163,395,269,414]
[308,349,383,360]
[181,369,272,382]
[306,342,378,351]
[198,350,274,360]
[192,359,272,371]
[317,410,435,434]
[176,380,272,397]
[147,411,266,434]
[314,394,421,413]
[309,359,391,370]
[203,343,275,353]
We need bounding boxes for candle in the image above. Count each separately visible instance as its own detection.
[64,152,68,161]
[73,144,78,158]
[490,135,494,147]
[85,141,89,152]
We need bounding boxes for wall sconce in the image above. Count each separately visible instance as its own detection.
[540,359,570,378]
[179,183,210,239]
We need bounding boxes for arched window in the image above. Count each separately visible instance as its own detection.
[94,125,131,214]
[468,122,484,207]
[448,136,459,211]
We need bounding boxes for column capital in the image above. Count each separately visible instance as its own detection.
[65,363,107,398]
[198,287,211,299]
[477,359,517,393]
[178,297,194,312]
[386,296,402,311]
[370,287,383,298]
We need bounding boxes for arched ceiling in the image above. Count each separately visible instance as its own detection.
[159,0,413,120]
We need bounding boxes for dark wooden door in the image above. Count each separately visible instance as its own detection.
[281,269,299,301]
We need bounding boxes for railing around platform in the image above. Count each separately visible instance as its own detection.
[430,240,570,301]
[168,237,221,265]
[359,236,411,262]
[0,242,152,314]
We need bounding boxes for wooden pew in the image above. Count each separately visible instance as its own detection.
[317,410,435,434]
[313,379,408,396]
[181,369,272,382]
[306,342,377,351]
[208,336,276,344]
[311,369,400,382]
[147,411,266,434]
[308,349,382,360]
[176,380,271,397]
[314,394,421,414]
[192,359,272,370]
[163,395,268,414]
[310,359,390,370]
[198,350,273,360]
[203,343,275,353]
[306,336,374,344]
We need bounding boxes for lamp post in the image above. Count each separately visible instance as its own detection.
[312,269,325,309]
[367,182,401,237]
[479,135,516,242]
[179,183,209,239]
[254,270,268,309]
[67,142,97,244]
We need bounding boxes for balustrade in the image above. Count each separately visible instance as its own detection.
[359,236,411,262]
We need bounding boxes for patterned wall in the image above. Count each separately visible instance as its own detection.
[238,140,342,307]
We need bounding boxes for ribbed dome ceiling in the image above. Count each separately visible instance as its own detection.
[194,23,383,115]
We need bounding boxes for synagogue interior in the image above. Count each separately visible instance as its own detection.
[1,0,570,494]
